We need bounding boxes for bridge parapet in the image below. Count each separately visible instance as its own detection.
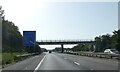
[37,39,94,42]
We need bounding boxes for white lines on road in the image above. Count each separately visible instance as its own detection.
[34,55,46,72]
[74,62,80,65]
[90,69,94,70]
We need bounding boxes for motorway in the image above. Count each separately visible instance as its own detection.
[2,52,119,72]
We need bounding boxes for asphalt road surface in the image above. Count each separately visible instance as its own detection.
[2,52,119,72]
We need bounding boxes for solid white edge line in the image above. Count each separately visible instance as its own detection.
[34,55,46,72]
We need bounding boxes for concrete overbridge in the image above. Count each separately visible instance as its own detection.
[36,39,96,53]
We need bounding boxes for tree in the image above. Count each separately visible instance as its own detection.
[95,36,102,52]
[0,6,4,20]
[111,30,118,49]
[35,45,42,53]
[101,34,112,51]
[72,44,90,52]
[95,30,119,52]
[115,30,120,51]
[2,9,24,52]
[2,20,23,52]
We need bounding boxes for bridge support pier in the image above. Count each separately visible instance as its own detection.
[61,44,64,53]
[93,44,96,52]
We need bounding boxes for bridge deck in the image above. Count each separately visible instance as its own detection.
[36,40,95,45]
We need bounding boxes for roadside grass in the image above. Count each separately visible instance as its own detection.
[0,54,2,62]
[0,54,2,69]
[2,52,28,67]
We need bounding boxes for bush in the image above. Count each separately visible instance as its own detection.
[2,52,28,65]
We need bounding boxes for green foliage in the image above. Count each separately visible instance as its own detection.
[35,45,42,53]
[0,54,2,62]
[95,30,120,52]
[0,6,4,20]
[2,52,28,65]
[116,30,120,51]
[2,20,23,52]
[24,45,42,53]
[2,53,16,65]
[72,44,91,52]
[95,34,112,52]
[71,30,120,52]
[1,7,24,52]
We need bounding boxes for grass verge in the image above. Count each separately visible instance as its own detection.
[2,52,28,68]
[0,54,2,69]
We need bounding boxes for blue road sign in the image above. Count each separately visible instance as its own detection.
[23,31,36,46]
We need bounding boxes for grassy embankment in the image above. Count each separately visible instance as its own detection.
[0,54,2,69]
[2,52,28,68]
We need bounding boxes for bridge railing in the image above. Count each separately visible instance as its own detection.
[37,39,94,42]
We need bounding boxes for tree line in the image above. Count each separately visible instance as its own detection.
[1,7,42,53]
[95,30,120,52]
[70,30,120,52]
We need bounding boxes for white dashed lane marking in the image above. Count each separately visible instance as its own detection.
[74,62,80,65]
[34,55,46,72]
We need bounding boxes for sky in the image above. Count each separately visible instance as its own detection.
[0,0,119,50]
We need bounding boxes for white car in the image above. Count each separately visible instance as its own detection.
[104,49,119,54]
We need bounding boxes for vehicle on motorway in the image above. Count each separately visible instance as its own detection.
[104,49,119,54]
[49,51,52,53]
